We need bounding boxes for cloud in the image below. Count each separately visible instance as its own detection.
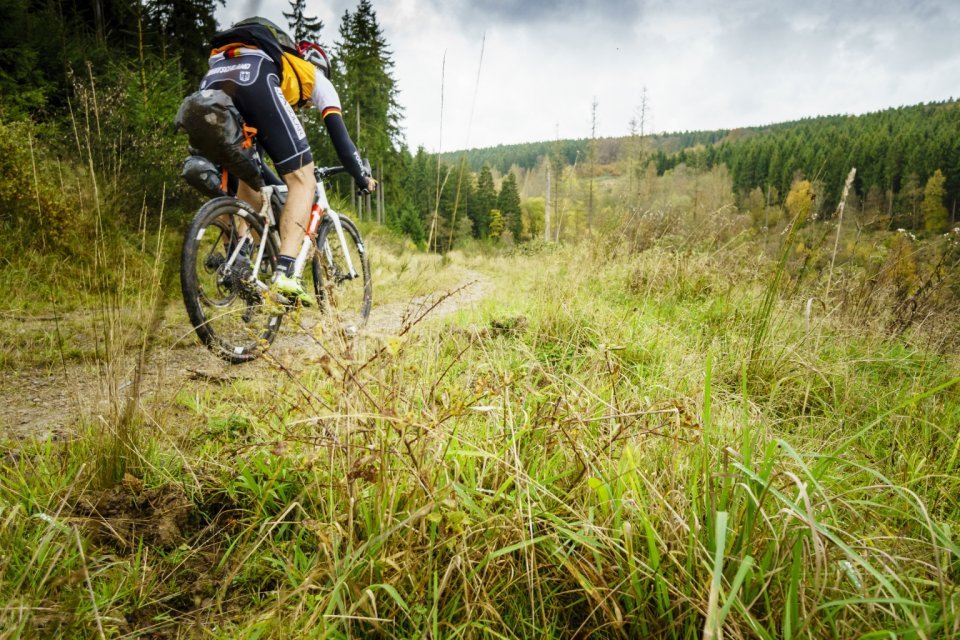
[423,0,644,30]
[213,0,960,151]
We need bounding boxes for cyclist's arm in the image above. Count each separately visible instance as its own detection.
[311,72,370,186]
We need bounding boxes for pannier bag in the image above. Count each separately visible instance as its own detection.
[180,155,225,198]
[174,89,264,189]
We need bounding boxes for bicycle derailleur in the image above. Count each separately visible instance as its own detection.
[206,253,263,322]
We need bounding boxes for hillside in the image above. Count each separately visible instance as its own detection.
[441,128,731,173]
[444,100,960,214]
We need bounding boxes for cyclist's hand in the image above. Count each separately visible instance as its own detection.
[359,177,378,195]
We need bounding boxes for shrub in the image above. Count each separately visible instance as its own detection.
[0,121,82,250]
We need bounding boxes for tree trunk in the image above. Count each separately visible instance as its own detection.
[887,190,894,230]
[544,165,551,241]
[93,0,105,45]
[376,162,383,224]
[137,9,148,105]
[588,97,597,235]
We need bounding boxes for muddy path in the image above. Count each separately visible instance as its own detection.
[0,269,490,441]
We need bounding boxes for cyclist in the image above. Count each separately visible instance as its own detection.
[199,17,376,306]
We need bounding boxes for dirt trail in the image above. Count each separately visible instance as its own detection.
[0,270,490,441]
[365,271,488,334]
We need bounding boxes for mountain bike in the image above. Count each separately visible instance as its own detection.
[180,163,372,364]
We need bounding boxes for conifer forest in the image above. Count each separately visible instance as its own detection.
[2,1,960,638]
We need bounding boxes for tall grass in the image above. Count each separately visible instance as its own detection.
[3,121,960,639]
[4,234,958,637]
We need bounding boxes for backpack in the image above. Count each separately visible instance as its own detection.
[174,89,264,190]
[210,17,300,79]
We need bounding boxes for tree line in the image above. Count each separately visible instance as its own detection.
[445,100,960,233]
[3,0,956,256]
[443,129,729,175]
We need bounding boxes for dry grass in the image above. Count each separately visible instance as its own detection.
[2,141,960,637]
[3,234,959,637]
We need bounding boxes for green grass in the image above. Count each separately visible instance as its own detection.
[1,237,959,638]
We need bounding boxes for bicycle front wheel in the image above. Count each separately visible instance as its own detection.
[181,197,283,363]
[311,215,372,330]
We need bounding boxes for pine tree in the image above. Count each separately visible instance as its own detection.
[498,172,523,241]
[473,165,496,238]
[454,166,477,241]
[336,1,403,162]
[922,169,949,233]
[146,0,220,78]
[283,0,324,44]
[489,209,505,240]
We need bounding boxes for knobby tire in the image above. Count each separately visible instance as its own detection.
[180,197,282,363]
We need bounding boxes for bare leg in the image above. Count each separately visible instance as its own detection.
[222,180,260,243]
[201,179,258,260]
[236,180,262,210]
[278,163,317,258]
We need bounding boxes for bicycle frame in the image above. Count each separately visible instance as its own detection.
[220,174,360,296]
[182,154,373,363]
[292,179,359,281]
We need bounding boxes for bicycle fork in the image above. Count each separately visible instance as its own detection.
[252,186,277,283]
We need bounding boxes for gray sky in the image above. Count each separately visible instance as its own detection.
[219,0,960,152]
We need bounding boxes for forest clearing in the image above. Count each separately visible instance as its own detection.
[3,204,959,637]
[3,0,960,637]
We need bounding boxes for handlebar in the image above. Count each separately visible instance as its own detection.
[315,165,349,180]
[315,160,375,195]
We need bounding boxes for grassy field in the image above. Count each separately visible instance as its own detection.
[1,226,959,638]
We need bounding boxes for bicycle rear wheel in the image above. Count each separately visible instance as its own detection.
[181,197,283,363]
[311,215,371,331]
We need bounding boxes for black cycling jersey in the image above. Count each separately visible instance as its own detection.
[199,48,368,185]
[200,54,313,176]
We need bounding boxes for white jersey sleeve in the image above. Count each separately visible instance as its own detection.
[309,70,343,115]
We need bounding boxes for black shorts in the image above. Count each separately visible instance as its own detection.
[200,54,312,176]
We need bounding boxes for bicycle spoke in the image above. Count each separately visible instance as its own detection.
[312,215,371,331]
[182,198,283,362]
